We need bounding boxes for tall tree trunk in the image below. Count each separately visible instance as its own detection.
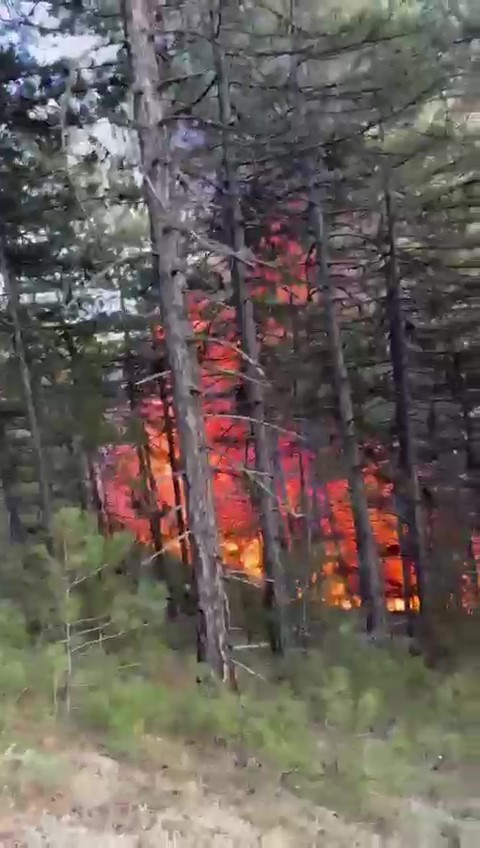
[383,182,428,620]
[0,238,52,545]
[307,169,387,636]
[123,0,232,682]
[210,7,289,654]
[286,2,384,631]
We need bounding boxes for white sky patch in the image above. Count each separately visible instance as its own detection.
[1,1,116,64]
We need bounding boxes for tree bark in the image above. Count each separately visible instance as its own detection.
[153,351,191,576]
[0,417,26,544]
[210,6,290,654]
[119,290,170,594]
[383,183,428,620]
[307,169,387,637]
[123,0,232,682]
[87,454,112,535]
[450,348,480,600]
[0,238,53,546]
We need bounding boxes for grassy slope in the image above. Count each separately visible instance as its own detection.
[0,616,479,846]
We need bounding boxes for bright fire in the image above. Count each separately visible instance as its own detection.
[99,219,478,610]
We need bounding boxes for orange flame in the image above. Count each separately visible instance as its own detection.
[101,219,478,609]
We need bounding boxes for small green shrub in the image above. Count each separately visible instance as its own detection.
[0,515,477,819]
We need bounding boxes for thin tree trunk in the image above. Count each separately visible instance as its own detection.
[271,433,293,553]
[0,238,52,545]
[87,454,111,535]
[119,290,169,586]
[123,0,232,682]
[0,417,26,543]
[392,479,414,622]
[154,354,191,575]
[62,330,106,520]
[210,6,290,654]
[383,182,428,618]
[450,349,480,600]
[286,1,384,632]
[124,350,170,580]
[290,293,313,558]
[307,168,387,637]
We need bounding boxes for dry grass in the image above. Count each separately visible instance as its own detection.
[0,731,478,846]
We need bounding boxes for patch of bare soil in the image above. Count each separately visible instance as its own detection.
[0,738,478,846]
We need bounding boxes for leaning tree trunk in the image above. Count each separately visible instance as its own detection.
[0,238,52,545]
[210,7,290,654]
[307,168,387,637]
[123,0,232,682]
[383,182,429,622]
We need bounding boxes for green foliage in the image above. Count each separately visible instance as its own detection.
[276,624,480,802]
[0,602,29,649]
[0,597,477,819]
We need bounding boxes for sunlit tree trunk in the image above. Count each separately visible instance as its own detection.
[123,0,233,682]
[210,5,290,654]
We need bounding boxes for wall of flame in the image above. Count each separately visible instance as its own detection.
[100,222,420,611]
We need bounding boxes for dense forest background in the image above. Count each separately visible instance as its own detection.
[0,0,478,686]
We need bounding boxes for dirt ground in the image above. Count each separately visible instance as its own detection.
[0,736,478,846]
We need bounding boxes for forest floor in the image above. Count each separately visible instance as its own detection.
[0,729,479,847]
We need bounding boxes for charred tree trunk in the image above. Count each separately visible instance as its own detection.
[0,238,52,546]
[210,7,290,654]
[123,0,232,682]
[383,183,428,620]
[307,168,387,637]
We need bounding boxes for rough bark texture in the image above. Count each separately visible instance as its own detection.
[123,0,232,681]
[0,238,53,545]
[384,184,429,616]
[211,9,289,654]
[307,170,387,636]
